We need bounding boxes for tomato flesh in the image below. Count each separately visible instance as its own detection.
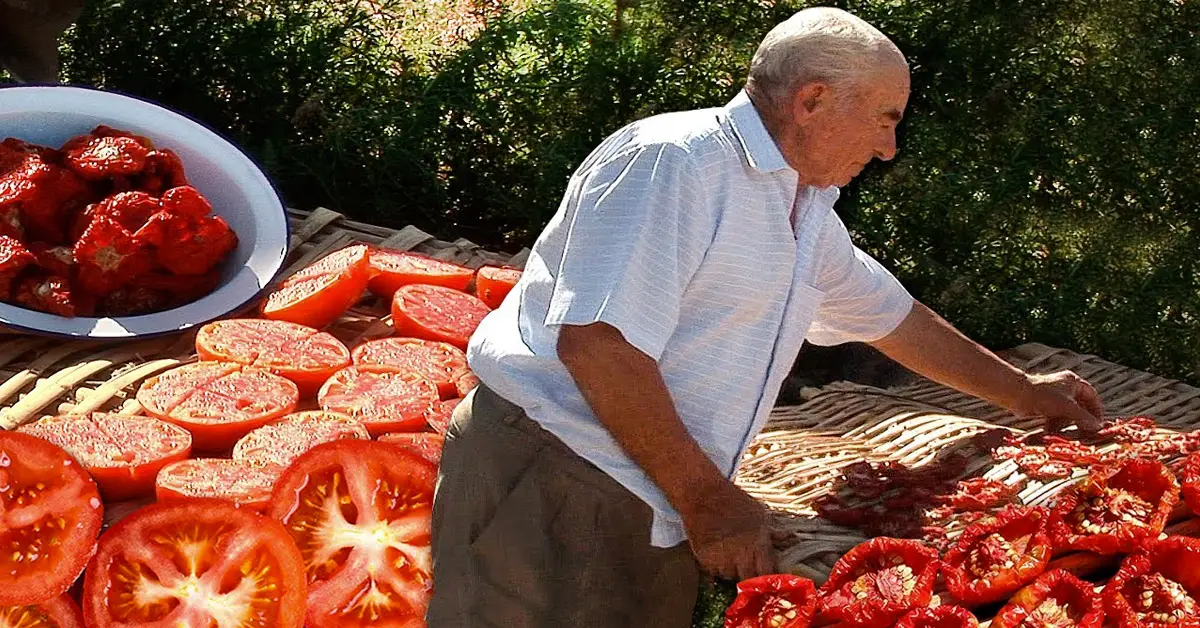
[233,411,370,467]
[474,265,521,309]
[816,537,940,628]
[724,574,816,628]
[367,249,473,298]
[991,569,1103,628]
[1050,458,1179,555]
[0,594,84,627]
[894,606,979,628]
[318,367,440,435]
[942,506,1052,606]
[351,337,468,399]
[390,284,490,350]
[1104,536,1200,627]
[261,244,370,329]
[155,458,284,511]
[377,432,445,467]
[196,318,351,396]
[82,499,306,628]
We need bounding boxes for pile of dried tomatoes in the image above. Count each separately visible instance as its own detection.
[0,126,237,317]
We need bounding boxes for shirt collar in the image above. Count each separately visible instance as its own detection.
[725,89,793,174]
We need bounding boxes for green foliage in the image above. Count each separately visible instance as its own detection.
[692,577,737,628]
[44,0,1200,384]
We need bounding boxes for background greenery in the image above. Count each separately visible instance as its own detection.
[33,0,1200,385]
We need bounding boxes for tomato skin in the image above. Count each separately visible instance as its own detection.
[367,248,474,298]
[261,244,371,329]
[724,574,816,628]
[816,537,941,628]
[1049,458,1179,555]
[893,606,979,628]
[1178,453,1200,517]
[991,569,1104,628]
[390,283,491,350]
[942,506,1053,606]
[0,594,85,627]
[1102,536,1200,628]
[378,431,445,466]
[474,265,522,309]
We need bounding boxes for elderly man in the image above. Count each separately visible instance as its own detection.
[428,7,1104,627]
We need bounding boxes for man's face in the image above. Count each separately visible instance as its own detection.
[787,67,910,188]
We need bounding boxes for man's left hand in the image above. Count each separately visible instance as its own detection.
[1016,370,1105,433]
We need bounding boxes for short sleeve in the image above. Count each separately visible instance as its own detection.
[805,212,914,346]
[544,142,710,361]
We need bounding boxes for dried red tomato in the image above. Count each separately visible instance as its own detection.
[90,124,155,149]
[63,135,150,181]
[0,234,35,298]
[942,506,1053,606]
[1103,536,1200,628]
[131,270,221,306]
[0,203,21,240]
[138,149,188,193]
[724,574,816,628]
[991,569,1104,628]
[1,137,62,163]
[29,242,75,277]
[893,606,979,628]
[94,191,159,233]
[73,215,154,295]
[159,185,211,218]
[939,478,1023,511]
[13,275,80,317]
[816,537,940,628]
[1050,458,1180,555]
[137,211,237,276]
[1178,453,1200,518]
[98,284,172,316]
[0,145,91,244]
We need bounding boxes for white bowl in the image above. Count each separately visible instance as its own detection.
[0,85,289,339]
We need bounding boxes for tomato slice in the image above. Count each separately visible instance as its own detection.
[233,410,369,467]
[893,606,979,628]
[318,367,440,435]
[816,537,941,628]
[1103,536,1200,627]
[424,398,461,434]
[991,569,1104,628]
[82,498,306,628]
[474,265,521,309]
[136,361,300,451]
[455,370,480,397]
[1049,458,1180,555]
[261,244,370,329]
[155,458,284,511]
[724,574,816,628]
[267,440,435,628]
[0,594,85,627]
[390,284,490,350]
[17,412,192,502]
[367,249,474,298]
[377,432,445,467]
[196,319,352,395]
[942,506,1053,606]
[1178,453,1200,518]
[0,431,103,605]
[351,337,468,399]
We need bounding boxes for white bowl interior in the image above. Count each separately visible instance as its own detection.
[0,86,289,338]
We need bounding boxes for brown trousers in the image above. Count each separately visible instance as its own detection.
[428,384,700,627]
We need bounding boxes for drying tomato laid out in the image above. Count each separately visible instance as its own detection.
[391,283,491,350]
[196,318,353,395]
[367,248,474,297]
[724,573,816,628]
[424,398,461,434]
[893,606,979,628]
[155,458,284,511]
[990,569,1104,628]
[942,506,1054,606]
[82,498,307,628]
[261,244,371,329]
[816,537,941,628]
[1049,458,1180,555]
[456,370,480,397]
[16,412,192,501]
[474,265,522,309]
[0,594,85,628]
[0,431,103,605]
[352,336,469,399]
[1177,452,1200,518]
[136,361,300,450]
[267,440,436,628]
[1103,536,1200,628]
[232,410,370,467]
[318,366,441,435]
[377,431,446,466]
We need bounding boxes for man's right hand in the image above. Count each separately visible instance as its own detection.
[681,477,777,581]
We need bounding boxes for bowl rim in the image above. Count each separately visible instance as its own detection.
[0,82,292,340]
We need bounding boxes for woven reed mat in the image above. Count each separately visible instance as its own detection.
[744,342,1200,592]
[0,207,530,430]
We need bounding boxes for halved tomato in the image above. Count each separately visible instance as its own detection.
[351,337,468,399]
[367,249,474,298]
[455,371,480,397]
[196,318,352,395]
[0,431,103,605]
[155,458,284,511]
[82,498,306,627]
[268,440,436,628]
[0,594,85,627]
[261,244,371,329]
[474,265,522,309]
[233,410,370,468]
[424,398,461,434]
[391,284,491,350]
[318,367,440,435]
[17,412,192,502]
[378,432,445,466]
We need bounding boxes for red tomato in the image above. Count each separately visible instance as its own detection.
[1049,457,1179,555]
[261,244,371,329]
[367,248,474,298]
[232,410,370,467]
[424,398,461,434]
[455,370,480,397]
[82,499,306,627]
[155,458,284,511]
[724,574,816,628]
[474,265,522,309]
[942,506,1053,606]
[136,361,300,451]
[378,432,445,466]
[196,318,352,395]
[318,366,440,435]
[0,431,103,605]
[268,440,435,627]
[351,336,468,399]
[0,594,85,627]
[990,569,1103,628]
[17,412,192,502]
[816,537,941,628]
[391,283,490,350]
[893,606,979,628]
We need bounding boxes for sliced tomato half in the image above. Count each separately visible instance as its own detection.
[424,398,461,434]
[155,458,285,511]
[724,574,816,628]
[0,594,84,627]
[196,318,352,395]
[0,431,103,605]
[378,432,445,467]
[268,440,436,628]
[261,244,370,329]
[233,410,370,468]
[352,337,468,399]
[474,265,522,309]
[367,249,474,298]
[391,284,491,350]
[318,367,440,435]
[82,499,306,627]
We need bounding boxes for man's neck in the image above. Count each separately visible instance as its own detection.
[745,90,803,176]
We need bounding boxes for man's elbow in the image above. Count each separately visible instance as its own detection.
[556,322,631,368]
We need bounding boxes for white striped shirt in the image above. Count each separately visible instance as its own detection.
[466,90,914,547]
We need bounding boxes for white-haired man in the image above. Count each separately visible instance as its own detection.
[428,7,1104,627]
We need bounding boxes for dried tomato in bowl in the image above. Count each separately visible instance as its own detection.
[1049,458,1180,555]
[1103,536,1200,628]
[893,605,979,628]
[724,574,816,628]
[1177,453,1200,518]
[816,537,940,628]
[942,505,1053,606]
[991,569,1104,628]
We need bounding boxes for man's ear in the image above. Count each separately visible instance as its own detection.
[791,82,832,124]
